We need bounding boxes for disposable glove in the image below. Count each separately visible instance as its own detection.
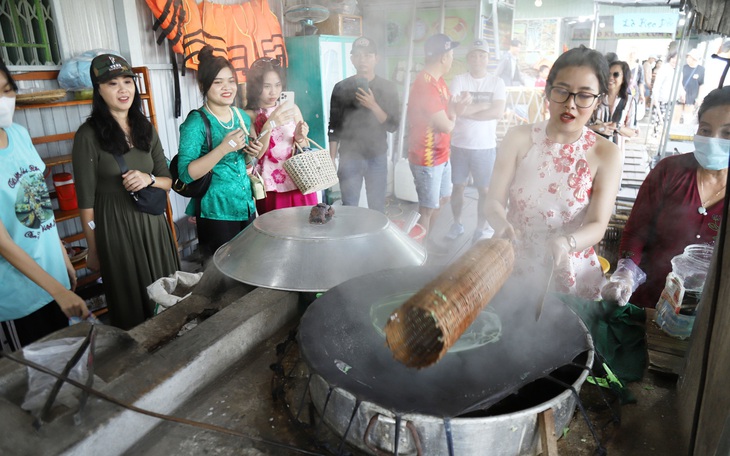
[601,258,647,306]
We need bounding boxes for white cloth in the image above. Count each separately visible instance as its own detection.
[449,72,506,149]
[653,64,684,104]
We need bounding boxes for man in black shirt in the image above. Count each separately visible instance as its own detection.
[329,36,400,213]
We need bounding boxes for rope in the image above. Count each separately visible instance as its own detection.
[0,350,324,456]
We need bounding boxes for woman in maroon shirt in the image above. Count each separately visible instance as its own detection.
[602,86,730,308]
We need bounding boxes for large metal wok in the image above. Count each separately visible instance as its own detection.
[298,266,594,455]
[214,206,427,292]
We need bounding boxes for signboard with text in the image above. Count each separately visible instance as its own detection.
[614,13,679,34]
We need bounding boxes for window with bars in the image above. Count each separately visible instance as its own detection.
[0,0,60,65]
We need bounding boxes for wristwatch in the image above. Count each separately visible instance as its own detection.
[148,173,156,187]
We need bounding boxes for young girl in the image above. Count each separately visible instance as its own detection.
[176,46,262,258]
[485,46,623,299]
[245,57,316,214]
[1,58,89,349]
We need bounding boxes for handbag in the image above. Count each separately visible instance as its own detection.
[283,138,339,195]
[249,168,266,200]
[112,153,167,216]
[170,109,213,198]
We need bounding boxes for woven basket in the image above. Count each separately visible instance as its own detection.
[385,238,515,369]
[16,89,67,105]
[284,138,338,195]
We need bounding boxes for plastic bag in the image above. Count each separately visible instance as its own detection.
[147,271,203,314]
[57,49,121,91]
[22,337,89,415]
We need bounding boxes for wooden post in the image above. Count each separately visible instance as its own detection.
[538,408,559,456]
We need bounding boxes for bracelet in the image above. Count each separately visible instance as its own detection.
[268,120,277,129]
[565,234,577,253]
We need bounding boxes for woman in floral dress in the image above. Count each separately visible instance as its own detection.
[244,58,317,214]
[485,46,623,299]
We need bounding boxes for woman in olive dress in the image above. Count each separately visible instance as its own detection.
[72,54,179,330]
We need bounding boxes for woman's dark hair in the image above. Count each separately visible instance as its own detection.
[698,86,730,121]
[197,45,238,97]
[88,76,152,156]
[245,58,286,110]
[0,58,18,92]
[546,45,609,95]
[610,61,631,100]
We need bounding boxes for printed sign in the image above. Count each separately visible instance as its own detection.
[614,13,679,34]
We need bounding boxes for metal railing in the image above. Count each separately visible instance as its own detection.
[0,0,59,65]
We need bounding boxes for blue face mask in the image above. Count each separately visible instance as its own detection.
[693,135,730,170]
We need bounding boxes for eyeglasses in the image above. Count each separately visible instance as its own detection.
[547,87,600,108]
[251,57,281,68]
[611,71,621,79]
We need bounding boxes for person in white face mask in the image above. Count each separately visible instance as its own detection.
[0,59,90,351]
[601,86,730,308]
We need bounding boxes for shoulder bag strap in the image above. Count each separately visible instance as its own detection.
[683,67,698,89]
[232,107,250,136]
[197,109,212,151]
[611,97,627,125]
[112,153,130,175]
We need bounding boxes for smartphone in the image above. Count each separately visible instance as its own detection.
[252,129,269,142]
[354,77,369,93]
[279,91,295,105]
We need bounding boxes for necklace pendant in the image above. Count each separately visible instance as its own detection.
[698,206,707,215]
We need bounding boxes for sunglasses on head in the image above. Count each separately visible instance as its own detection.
[611,71,621,79]
[252,57,281,68]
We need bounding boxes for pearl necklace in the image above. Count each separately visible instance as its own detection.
[205,102,234,129]
[698,173,727,216]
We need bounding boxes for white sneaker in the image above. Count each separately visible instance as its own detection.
[445,223,465,240]
[472,227,495,244]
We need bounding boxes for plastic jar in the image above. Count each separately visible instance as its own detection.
[670,244,713,292]
[655,244,714,338]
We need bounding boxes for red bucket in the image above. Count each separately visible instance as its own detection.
[393,219,427,243]
[53,172,78,211]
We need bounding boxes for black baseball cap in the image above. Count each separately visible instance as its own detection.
[351,36,377,55]
[90,54,136,85]
[424,33,459,58]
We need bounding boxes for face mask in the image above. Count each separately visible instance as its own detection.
[693,135,730,170]
[0,96,15,128]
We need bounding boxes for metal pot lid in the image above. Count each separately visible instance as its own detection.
[213,206,427,292]
[298,266,593,417]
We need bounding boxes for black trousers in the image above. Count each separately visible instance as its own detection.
[1,302,68,352]
[196,216,255,259]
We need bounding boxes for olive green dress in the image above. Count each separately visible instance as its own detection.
[72,123,179,330]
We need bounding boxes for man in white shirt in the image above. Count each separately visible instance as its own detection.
[445,39,506,243]
[651,51,682,136]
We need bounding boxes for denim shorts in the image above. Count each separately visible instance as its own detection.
[409,161,452,209]
[450,146,496,187]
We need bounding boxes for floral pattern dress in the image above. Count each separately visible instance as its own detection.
[507,120,604,299]
[253,106,317,213]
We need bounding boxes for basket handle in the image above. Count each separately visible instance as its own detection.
[294,137,325,154]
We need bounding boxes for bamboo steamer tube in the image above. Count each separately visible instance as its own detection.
[385,238,515,369]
